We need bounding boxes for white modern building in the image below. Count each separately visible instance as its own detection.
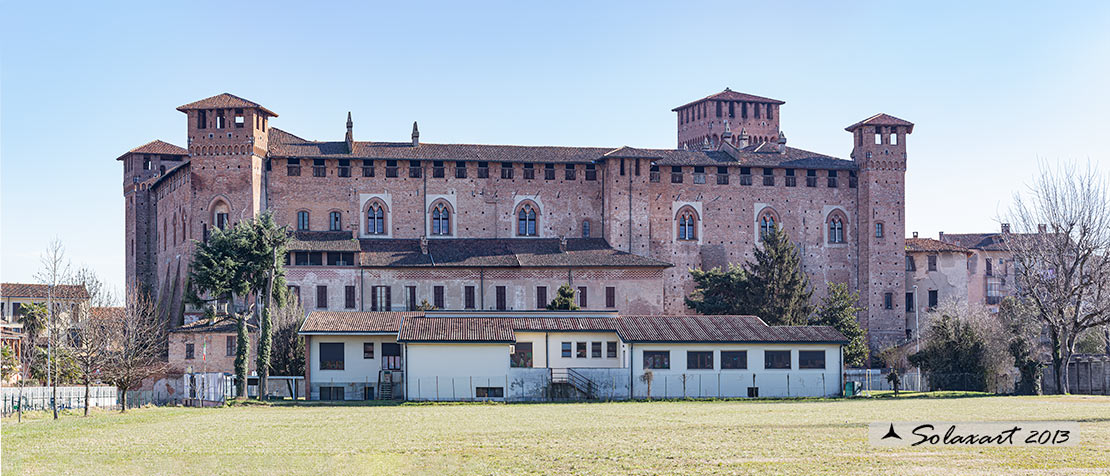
[299,310,847,401]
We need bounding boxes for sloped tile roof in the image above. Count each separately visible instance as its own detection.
[300,311,419,333]
[905,238,969,253]
[398,317,515,342]
[358,238,671,268]
[289,231,360,252]
[617,315,847,343]
[1,283,89,300]
[176,93,278,116]
[844,113,914,133]
[672,88,785,111]
[512,317,622,332]
[267,127,854,170]
[88,306,123,322]
[171,317,259,333]
[940,233,1011,251]
[115,140,189,161]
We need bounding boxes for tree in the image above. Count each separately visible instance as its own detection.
[104,286,166,412]
[188,226,252,398]
[811,283,868,367]
[270,295,306,379]
[546,284,579,310]
[685,264,751,315]
[686,224,812,326]
[14,302,47,423]
[879,346,910,396]
[70,306,113,416]
[34,238,71,420]
[908,312,989,391]
[416,299,437,311]
[242,213,289,400]
[1003,162,1110,394]
[999,297,1044,395]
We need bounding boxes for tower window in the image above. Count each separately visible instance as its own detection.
[385,160,398,178]
[297,211,310,231]
[544,163,555,181]
[329,211,342,231]
[875,126,882,144]
[143,155,152,171]
[806,169,818,187]
[523,163,535,180]
[767,104,773,120]
[362,159,375,177]
[582,220,591,238]
[432,161,445,178]
[671,166,683,184]
[476,161,489,178]
[828,216,845,244]
[501,162,514,179]
[891,127,899,145]
[216,110,226,129]
[337,159,351,177]
[649,164,660,183]
[234,109,245,128]
[585,163,597,181]
[740,102,748,119]
[785,168,796,187]
[287,158,301,176]
[884,292,893,310]
[759,212,777,240]
[197,110,207,129]
[762,168,774,186]
[728,101,734,118]
[754,103,761,119]
[716,101,722,117]
[827,170,838,188]
[409,160,422,178]
[313,159,326,177]
[565,164,576,180]
[455,161,467,179]
[739,167,752,186]
[875,222,885,239]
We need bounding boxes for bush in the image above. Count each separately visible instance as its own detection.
[909,302,1014,393]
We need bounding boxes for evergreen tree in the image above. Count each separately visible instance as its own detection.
[908,313,989,391]
[244,213,289,399]
[685,264,753,315]
[811,283,868,367]
[745,225,812,325]
[187,226,252,397]
[546,284,580,310]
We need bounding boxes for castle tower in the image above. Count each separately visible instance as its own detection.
[118,141,189,294]
[847,113,914,351]
[673,88,783,150]
[177,93,278,236]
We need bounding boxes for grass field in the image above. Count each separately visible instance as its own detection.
[3,394,1108,475]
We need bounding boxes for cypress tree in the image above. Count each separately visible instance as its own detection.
[744,224,813,325]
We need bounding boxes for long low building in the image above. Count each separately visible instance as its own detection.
[299,310,847,401]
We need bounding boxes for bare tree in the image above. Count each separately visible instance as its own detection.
[70,306,114,416]
[103,286,166,412]
[34,238,71,420]
[70,266,119,308]
[1004,162,1110,394]
[14,303,47,423]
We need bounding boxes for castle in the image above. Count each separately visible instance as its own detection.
[119,89,912,350]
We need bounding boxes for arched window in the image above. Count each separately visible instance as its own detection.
[828,217,844,243]
[582,220,591,238]
[366,203,386,235]
[676,208,697,241]
[297,211,310,231]
[517,203,538,236]
[212,200,230,230]
[758,209,779,240]
[430,202,451,236]
[329,211,342,231]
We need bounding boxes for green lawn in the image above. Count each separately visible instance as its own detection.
[3,395,1109,475]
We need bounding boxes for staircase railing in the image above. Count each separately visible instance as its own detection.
[551,368,595,400]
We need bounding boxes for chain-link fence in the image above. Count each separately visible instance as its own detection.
[1,386,118,415]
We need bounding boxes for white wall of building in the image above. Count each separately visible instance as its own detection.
[628,343,842,398]
[406,343,511,400]
[308,334,400,399]
[515,331,624,369]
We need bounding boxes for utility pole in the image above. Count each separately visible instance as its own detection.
[912,284,921,392]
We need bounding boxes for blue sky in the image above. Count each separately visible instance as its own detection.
[2,1,1108,291]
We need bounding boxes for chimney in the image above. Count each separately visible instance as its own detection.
[739,128,749,148]
[701,136,711,151]
[345,112,354,153]
[721,121,733,145]
[411,121,420,147]
[1038,224,1047,233]
[938,231,945,241]
[913,231,919,238]
[419,236,428,255]
[1001,223,1011,234]
[559,236,567,253]
[776,132,787,154]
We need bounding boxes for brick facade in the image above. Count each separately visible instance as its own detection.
[121,90,911,351]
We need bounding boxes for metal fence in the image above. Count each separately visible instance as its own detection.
[843,369,925,394]
[1,386,118,415]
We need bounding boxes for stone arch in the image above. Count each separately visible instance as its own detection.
[515,200,540,237]
[756,206,780,241]
[826,208,849,244]
[428,198,454,236]
[675,205,699,241]
[363,198,389,236]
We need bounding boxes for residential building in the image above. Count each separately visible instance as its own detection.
[904,235,971,339]
[939,224,1026,312]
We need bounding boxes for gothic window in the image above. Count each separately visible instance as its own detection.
[758,209,779,240]
[582,220,591,238]
[875,222,885,239]
[365,202,386,235]
[828,218,844,244]
[676,208,698,241]
[329,211,342,231]
[431,202,451,236]
[297,211,310,231]
[517,203,538,236]
[212,200,230,230]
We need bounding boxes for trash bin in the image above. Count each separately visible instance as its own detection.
[844,381,856,396]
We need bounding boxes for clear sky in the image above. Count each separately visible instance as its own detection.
[2,1,1108,291]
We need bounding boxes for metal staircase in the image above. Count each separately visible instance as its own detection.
[377,370,395,400]
[551,368,595,400]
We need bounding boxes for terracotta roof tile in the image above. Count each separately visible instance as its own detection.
[398,317,515,342]
[672,88,785,111]
[300,311,419,333]
[905,238,969,253]
[267,127,855,170]
[176,93,277,117]
[844,113,915,133]
[358,238,671,268]
[289,231,360,252]
[617,315,847,343]
[171,317,259,333]
[115,140,189,161]
[1,283,89,300]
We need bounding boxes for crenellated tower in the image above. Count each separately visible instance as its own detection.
[847,113,914,352]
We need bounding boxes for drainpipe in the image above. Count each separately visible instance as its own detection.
[359,268,365,311]
[545,332,549,368]
[629,342,634,400]
[479,268,485,309]
[628,162,633,251]
[403,344,409,401]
